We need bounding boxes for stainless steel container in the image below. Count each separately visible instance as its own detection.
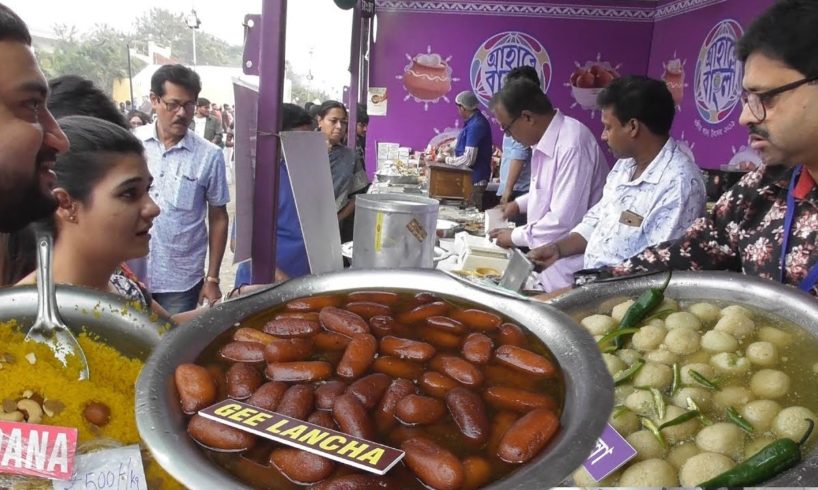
[0,285,164,359]
[547,270,818,486]
[136,269,614,490]
[352,194,440,269]
[375,173,421,185]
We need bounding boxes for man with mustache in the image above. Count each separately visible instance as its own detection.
[135,64,230,313]
[0,3,69,233]
[571,0,818,297]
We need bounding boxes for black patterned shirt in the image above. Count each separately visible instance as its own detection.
[607,164,818,296]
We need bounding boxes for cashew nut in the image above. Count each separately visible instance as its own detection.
[0,410,24,422]
[17,399,43,424]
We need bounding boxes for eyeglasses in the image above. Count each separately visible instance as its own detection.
[159,97,197,113]
[741,76,818,122]
[500,115,520,136]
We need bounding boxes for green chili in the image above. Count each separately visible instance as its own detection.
[687,397,712,426]
[671,362,681,396]
[612,405,629,419]
[613,359,645,386]
[597,327,640,346]
[727,406,755,434]
[658,410,700,430]
[699,419,814,487]
[641,417,667,449]
[613,271,672,348]
[643,308,676,323]
[651,388,666,420]
[689,369,720,390]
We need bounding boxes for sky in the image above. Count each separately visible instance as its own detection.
[5,0,353,95]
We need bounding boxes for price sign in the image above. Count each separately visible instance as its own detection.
[53,445,147,490]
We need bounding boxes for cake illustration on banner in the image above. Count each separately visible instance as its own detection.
[662,54,687,107]
[397,46,460,110]
[565,54,622,112]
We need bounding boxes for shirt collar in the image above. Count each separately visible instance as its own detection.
[621,138,678,185]
[141,121,194,151]
[534,110,564,158]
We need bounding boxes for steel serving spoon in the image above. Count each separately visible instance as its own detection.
[23,232,90,380]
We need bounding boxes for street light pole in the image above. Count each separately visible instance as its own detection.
[126,43,134,107]
[192,28,197,68]
[185,9,201,70]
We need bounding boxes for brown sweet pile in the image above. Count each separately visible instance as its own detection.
[174,291,565,490]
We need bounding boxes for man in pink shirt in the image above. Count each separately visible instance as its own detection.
[490,78,609,290]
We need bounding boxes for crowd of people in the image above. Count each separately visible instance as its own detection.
[482,0,818,298]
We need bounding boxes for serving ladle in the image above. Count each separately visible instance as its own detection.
[23,231,90,380]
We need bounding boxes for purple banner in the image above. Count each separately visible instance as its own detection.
[367,3,655,173]
[367,0,776,173]
[649,0,775,169]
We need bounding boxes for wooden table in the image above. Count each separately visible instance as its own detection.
[427,163,473,202]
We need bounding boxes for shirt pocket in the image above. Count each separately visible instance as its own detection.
[171,174,199,210]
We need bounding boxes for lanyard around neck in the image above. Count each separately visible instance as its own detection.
[780,165,818,292]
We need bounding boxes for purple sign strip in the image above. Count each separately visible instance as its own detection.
[582,422,637,482]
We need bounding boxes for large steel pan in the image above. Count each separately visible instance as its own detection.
[136,269,613,489]
[546,270,818,486]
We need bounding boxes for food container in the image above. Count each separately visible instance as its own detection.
[352,194,440,269]
[435,219,463,239]
[374,173,420,185]
[546,271,818,486]
[136,269,614,489]
[0,285,163,358]
[0,285,166,486]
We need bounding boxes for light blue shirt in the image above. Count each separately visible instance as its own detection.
[573,138,706,269]
[136,123,230,293]
[497,134,531,195]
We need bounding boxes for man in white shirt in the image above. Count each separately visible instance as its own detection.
[192,97,223,146]
[528,75,706,274]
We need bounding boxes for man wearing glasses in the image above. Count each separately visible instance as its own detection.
[135,64,230,313]
[488,79,608,291]
[572,0,818,298]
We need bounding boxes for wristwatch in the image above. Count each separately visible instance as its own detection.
[205,276,220,284]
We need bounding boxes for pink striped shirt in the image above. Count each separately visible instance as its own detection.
[510,110,609,290]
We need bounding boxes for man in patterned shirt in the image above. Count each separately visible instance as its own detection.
[528,76,705,272]
[135,65,230,313]
[574,0,818,297]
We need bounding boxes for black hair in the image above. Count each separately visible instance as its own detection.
[505,66,540,85]
[304,101,315,111]
[0,3,30,44]
[308,104,322,120]
[54,116,145,204]
[282,103,314,131]
[317,100,347,119]
[127,110,151,125]
[47,75,129,129]
[492,78,554,117]
[151,64,202,98]
[357,103,369,124]
[596,75,675,136]
[197,97,210,107]
[737,0,818,78]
